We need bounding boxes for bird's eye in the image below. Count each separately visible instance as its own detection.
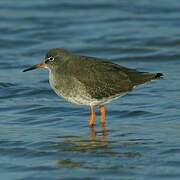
[49,57,54,61]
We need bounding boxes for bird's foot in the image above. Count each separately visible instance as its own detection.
[89,123,94,128]
[90,127,96,141]
[101,122,106,128]
[101,123,108,135]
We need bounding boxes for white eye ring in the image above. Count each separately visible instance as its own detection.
[49,57,54,61]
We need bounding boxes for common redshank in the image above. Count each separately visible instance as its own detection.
[23,48,163,128]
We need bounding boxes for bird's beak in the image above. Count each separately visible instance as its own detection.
[23,63,47,72]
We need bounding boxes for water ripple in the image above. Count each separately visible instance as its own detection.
[0,0,179,179]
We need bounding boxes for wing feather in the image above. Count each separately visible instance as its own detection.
[66,56,133,99]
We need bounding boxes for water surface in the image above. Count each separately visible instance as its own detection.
[0,0,180,179]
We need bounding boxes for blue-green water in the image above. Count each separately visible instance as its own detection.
[0,0,180,179]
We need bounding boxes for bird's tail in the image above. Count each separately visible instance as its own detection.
[131,72,164,86]
[154,73,164,79]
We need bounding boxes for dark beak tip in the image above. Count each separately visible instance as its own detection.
[22,68,30,72]
[22,65,38,72]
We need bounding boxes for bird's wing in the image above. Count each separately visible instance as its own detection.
[66,56,133,99]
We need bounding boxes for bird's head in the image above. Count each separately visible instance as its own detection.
[23,48,70,72]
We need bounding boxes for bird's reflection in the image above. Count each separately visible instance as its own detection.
[56,123,144,172]
[56,125,109,154]
[90,126,108,146]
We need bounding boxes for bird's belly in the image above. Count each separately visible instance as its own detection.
[49,73,127,106]
[63,95,94,106]
[89,93,127,106]
[53,87,126,106]
[51,86,93,105]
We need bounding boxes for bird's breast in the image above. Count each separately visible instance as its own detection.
[48,72,94,105]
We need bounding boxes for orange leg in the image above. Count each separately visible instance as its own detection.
[99,105,106,128]
[89,106,96,128]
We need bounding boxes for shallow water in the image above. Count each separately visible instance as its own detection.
[0,0,180,179]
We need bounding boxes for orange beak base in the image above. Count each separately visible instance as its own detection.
[23,63,46,72]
